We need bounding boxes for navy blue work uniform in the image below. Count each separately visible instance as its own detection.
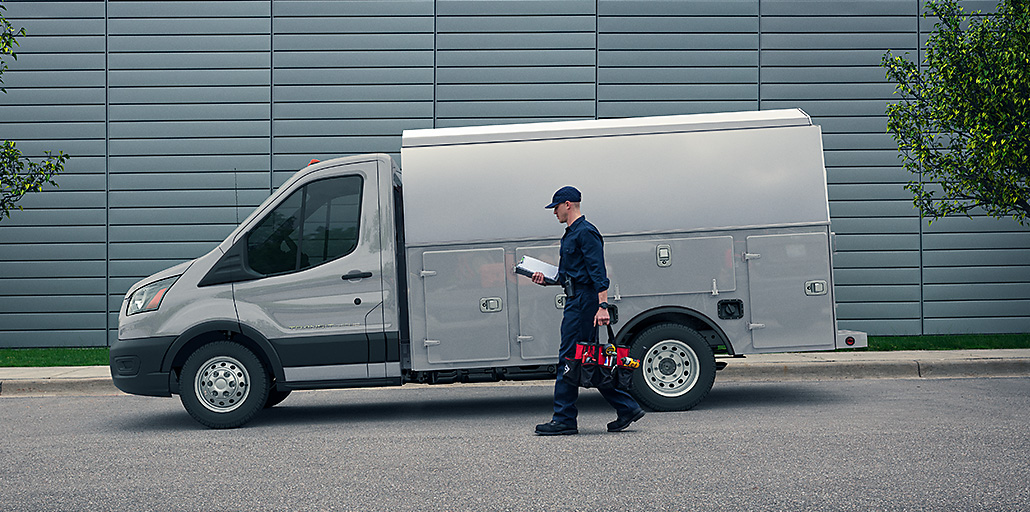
[552,216,640,426]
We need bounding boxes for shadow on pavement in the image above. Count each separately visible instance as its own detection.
[110,381,845,431]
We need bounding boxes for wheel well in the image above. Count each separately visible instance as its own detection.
[617,307,733,355]
[167,330,281,394]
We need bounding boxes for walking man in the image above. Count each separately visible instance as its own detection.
[530,186,645,435]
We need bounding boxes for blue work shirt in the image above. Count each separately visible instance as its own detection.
[558,216,610,294]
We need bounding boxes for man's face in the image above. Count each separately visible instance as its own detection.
[553,201,569,223]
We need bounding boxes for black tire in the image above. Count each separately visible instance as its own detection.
[264,388,292,409]
[628,323,716,411]
[179,341,269,429]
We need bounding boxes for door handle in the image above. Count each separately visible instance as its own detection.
[342,271,373,280]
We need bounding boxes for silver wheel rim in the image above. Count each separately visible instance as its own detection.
[643,339,700,397]
[194,355,250,413]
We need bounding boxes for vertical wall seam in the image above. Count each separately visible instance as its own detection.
[269,0,275,194]
[917,0,925,335]
[757,0,762,111]
[433,1,438,129]
[595,0,599,120]
[104,0,111,346]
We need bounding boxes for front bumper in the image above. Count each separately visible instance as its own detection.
[109,336,177,397]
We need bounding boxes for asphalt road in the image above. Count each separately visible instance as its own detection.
[2,377,1028,511]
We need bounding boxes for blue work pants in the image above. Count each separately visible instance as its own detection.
[552,293,640,426]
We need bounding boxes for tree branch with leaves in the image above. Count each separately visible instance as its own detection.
[883,0,1029,225]
[1,1,67,221]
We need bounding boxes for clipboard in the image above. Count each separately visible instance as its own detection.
[514,255,559,285]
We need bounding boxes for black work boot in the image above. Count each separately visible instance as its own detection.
[535,420,578,436]
[607,408,645,432]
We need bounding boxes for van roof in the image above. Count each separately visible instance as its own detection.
[402,108,811,148]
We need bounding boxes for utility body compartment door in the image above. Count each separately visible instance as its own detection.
[514,246,562,360]
[745,232,834,350]
[422,248,511,364]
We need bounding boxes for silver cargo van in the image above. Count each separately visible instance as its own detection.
[111,109,866,428]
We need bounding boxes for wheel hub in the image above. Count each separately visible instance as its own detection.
[195,356,250,413]
[658,357,678,376]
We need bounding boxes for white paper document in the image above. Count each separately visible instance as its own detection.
[514,255,559,285]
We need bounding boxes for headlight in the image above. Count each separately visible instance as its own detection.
[126,276,179,316]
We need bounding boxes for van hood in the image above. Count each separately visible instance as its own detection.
[125,259,195,297]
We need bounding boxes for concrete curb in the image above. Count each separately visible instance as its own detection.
[1,350,1028,397]
[0,378,120,397]
[716,360,922,381]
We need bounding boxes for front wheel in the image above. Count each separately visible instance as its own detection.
[628,323,716,411]
[180,341,269,429]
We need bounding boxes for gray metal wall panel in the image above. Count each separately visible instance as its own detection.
[598,0,758,118]
[0,0,107,347]
[271,0,433,185]
[0,0,1026,347]
[435,0,596,127]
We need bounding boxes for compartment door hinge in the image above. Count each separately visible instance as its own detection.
[748,323,766,331]
[424,339,440,347]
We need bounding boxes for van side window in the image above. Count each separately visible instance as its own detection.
[247,175,363,276]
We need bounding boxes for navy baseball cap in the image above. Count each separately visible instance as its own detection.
[545,186,581,208]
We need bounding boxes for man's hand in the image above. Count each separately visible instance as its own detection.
[594,307,610,326]
[531,272,546,285]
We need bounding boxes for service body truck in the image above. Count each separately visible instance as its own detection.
[111,109,866,428]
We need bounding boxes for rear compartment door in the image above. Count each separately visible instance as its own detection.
[515,246,562,360]
[746,232,835,350]
[422,248,511,364]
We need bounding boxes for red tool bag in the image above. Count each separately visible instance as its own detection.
[564,324,638,391]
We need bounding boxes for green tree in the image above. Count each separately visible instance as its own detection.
[883,0,1029,225]
[1,1,67,221]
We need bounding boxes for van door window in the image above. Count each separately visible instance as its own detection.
[247,175,363,276]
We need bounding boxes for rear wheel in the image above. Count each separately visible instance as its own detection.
[628,323,716,411]
[180,341,269,429]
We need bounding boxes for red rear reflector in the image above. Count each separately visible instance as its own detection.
[845,336,856,346]
[309,159,321,165]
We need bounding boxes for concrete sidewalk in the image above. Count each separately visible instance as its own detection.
[1,349,1029,397]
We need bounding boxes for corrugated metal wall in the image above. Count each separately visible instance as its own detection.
[0,0,1026,347]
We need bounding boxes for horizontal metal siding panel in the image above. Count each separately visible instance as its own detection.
[836,319,921,336]
[0,331,108,348]
[274,1,433,17]
[925,301,1030,319]
[924,284,1030,302]
[600,1,758,16]
[109,1,270,18]
[923,232,1030,250]
[834,285,921,303]
[762,1,916,16]
[923,318,1030,335]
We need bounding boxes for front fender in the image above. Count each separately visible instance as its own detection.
[161,321,286,384]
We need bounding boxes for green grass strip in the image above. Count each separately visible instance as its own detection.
[0,347,110,367]
[868,333,1030,351]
